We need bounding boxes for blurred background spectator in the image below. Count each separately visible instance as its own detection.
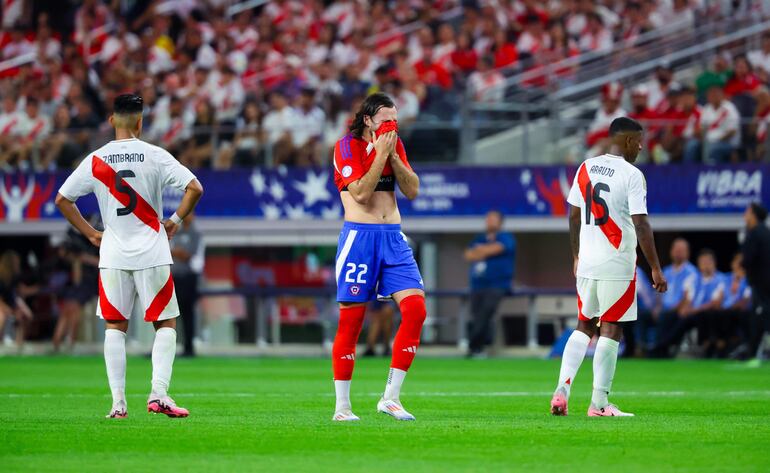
[464,210,516,358]
[170,211,204,357]
[363,300,395,357]
[741,203,770,363]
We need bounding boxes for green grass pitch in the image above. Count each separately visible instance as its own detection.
[1,356,769,472]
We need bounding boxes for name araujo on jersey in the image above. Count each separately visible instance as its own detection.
[589,165,615,177]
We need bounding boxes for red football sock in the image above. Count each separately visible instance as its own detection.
[391,295,427,371]
[332,305,366,381]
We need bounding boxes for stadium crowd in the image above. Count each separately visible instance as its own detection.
[585,36,770,163]
[0,0,753,171]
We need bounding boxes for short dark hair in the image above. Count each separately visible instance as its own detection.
[348,92,396,138]
[749,202,768,222]
[488,209,504,223]
[609,117,643,136]
[698,248,716,260]
[114,94,143,114]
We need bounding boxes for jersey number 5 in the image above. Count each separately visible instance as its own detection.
[115,170,138,216]
[584,182,610,226]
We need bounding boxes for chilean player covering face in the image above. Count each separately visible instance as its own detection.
[550,117,668,417]
[55,94,204,419]
[330,93,425,421]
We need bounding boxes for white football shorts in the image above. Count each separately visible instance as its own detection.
[97,265,179,322]
[576,275,637,322]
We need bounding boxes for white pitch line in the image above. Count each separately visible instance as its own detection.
[1,390,769,398]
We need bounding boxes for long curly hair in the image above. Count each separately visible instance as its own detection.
[348,92,396,138]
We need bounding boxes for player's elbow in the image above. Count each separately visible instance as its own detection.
[351,192,371,205]
[187,179,204,196]
[54,193,70,209]
[348,185,371,205]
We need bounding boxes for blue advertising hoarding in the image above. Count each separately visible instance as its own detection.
[0,164,765,223]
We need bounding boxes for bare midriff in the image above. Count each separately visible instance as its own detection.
[340,191,401,224]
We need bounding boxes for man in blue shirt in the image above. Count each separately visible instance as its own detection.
[638,238,699,354]
[464,210,516,357]
[718,253,752,358]
[653,248,725,357]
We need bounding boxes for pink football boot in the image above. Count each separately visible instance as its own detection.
[550,388,568,416]
[587,403,634,417]
[147,396,189,418]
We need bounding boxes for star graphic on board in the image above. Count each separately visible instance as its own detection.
[269,180,286,201]
[250,170,267,195]
[293,170,331,207]
[321,203,341,220]
[261,203,282,220]
[44,202,56,215]
[284,203,309,220]
[526,189,538,204]
[520,169,532,186]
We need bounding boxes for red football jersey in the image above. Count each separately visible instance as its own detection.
[333,133,411,192]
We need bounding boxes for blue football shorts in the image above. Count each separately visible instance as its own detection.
[335,222,424,303]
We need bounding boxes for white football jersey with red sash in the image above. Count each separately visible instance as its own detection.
[59,138,195,270]
[567,154,648,322]
[59,138,195,322]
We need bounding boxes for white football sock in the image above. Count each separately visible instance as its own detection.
[104,329,127,406]
[151,327,177,399]
[334,380,352,412]
[383,367,407,401]
[557,330,591,396]
[592,336,620,408]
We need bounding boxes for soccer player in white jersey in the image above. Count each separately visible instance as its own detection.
[55,94,203,419]
[550,117,667,417]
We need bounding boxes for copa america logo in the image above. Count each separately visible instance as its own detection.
[349,285,360,296]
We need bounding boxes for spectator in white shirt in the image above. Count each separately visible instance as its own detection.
[210,66,245,126]
[0,96,22,170]
[262,90,297,165]
[1,27,34,60]
[517,14,551,58]
[684,85,740,163]
[467,56,505,104]
[388,79,420,125]
[747,32,770,83]
[292,88,326,166]
[578,12,613,53]
[646,63,680,113]
[16,98,52,170]
[149,95,192,156]
[585,82,626,154]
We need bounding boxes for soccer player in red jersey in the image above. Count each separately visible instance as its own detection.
[330,93,425,421]
[56,94,203,419]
